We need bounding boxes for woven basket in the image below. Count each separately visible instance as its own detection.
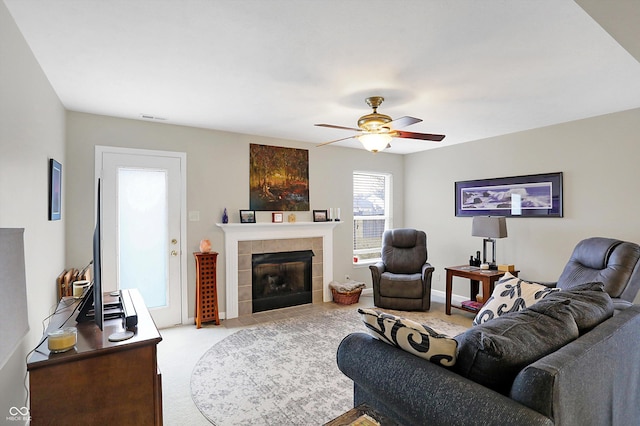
[331,287,362,305]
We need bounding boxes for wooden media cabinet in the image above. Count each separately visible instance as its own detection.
[27,289,163,425]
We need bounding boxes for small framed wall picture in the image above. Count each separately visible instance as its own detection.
[313,209,328,222]
[49,159,62,221]
[272,212,284,223]
[239,210,256,223]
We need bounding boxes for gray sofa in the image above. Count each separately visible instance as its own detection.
[338,236,640,425]
[337,303,640,425]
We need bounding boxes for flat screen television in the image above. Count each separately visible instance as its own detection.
[76,179,104,330]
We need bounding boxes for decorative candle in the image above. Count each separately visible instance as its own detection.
[72,280,90,298]
[48,327,77,353]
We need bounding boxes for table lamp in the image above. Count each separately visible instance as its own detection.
[472,216,507,270]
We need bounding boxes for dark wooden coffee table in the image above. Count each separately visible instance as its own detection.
[324,403,398,425]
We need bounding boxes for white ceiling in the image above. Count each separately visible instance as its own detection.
[5,0,640,154]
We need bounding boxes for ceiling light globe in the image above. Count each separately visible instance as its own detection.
[358,133,392,153]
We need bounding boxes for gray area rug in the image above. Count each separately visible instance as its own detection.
[191,307,468,425]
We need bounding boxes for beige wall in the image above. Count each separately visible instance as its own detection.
[65,112,405,318]
[0,0,66,418]
[405,107,640,303]
[67,106,640,317]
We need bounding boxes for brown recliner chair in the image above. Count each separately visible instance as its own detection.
[551,237,640,311]
[369,228,433,311]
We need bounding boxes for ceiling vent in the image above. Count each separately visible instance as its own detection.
[139,114,167,121]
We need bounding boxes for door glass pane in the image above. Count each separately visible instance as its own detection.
[118,168,168,308]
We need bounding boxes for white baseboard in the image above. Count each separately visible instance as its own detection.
[432,289,469,306]
[360,287,468,307]
[186,289,469,325]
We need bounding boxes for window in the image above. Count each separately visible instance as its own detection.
[353,171,392,264]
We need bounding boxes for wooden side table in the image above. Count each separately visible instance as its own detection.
[445,265,519,315]
[194,252,220,327]
[324,403,397,425]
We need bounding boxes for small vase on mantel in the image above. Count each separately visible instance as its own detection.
[199,239,212,253]
[222,208,229,224]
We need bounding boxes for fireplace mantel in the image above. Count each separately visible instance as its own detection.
[217,221,341,318]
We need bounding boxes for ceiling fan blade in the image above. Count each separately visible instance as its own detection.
[315,123,361,132]
[316,135,357,147]
[385,116,422,129]
[395,130,445,141]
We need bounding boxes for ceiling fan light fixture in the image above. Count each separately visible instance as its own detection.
[358,133,392,153]
[315,96,445,150]
[357,112,392,131]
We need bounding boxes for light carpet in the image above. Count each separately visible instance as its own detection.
[190,307,468,425]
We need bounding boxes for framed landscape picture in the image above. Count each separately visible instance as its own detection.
[313,210,328,222]
[240,210,256,223]
[455,172,563,217]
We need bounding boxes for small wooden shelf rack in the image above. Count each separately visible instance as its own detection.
[194,251,220,327]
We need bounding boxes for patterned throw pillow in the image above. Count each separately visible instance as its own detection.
[358,308,458,366]
[473,272,559,325]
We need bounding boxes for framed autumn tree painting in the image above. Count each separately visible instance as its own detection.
[249,144,309,211]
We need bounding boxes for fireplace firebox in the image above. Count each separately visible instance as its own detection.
[252,250,314,313]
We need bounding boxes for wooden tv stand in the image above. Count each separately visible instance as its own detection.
[27,289,163,425]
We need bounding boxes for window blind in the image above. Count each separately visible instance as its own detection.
[353,172,390,262]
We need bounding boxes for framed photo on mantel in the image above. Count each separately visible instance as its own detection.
[455,172,563,218]
[313,209,328,222]
[239,210,256,223]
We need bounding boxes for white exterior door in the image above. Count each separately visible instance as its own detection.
[97,146,186,328]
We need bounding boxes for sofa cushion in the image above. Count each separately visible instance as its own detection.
[379,273,423,298]
[454,299,579,394]
[473,272,559,325]
[540,282,613,332]
[358,308,458,366]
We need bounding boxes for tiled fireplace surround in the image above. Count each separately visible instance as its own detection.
[237,237,323,316]
[217,222,340,319]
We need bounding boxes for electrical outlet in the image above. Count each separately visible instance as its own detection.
[345,274,351,281]
[435,273,441,282]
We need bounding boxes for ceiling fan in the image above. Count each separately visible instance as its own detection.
[315,96,445,153]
